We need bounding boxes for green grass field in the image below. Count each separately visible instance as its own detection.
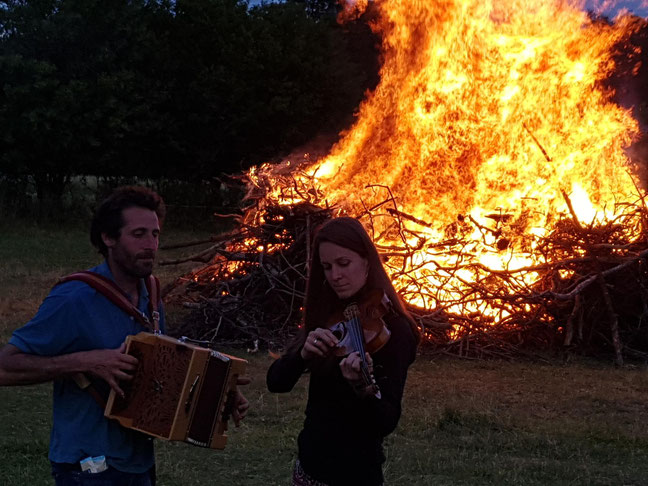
[1,223,648,485]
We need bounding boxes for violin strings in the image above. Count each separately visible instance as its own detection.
[349,314,372,386]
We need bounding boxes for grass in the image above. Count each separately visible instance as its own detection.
[1,222,648,485]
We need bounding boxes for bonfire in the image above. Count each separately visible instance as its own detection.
[163,0,648,365]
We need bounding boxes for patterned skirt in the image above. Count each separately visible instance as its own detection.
[291,459,383,486]
[292,459,329,486]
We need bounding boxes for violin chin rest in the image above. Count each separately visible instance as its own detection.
[329,321,347,341]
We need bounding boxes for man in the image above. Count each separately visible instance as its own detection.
[0,186,249,485]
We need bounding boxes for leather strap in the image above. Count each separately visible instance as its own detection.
[72,371,108,408]
[58,271,160,332]
[143,274,161,333]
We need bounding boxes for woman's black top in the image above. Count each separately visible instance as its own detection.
[266,311,417,486]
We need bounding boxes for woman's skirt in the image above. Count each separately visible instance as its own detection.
[292,459,329,486]
[291,458,384,486]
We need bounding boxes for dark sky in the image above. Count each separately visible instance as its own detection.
[586,0,648,17]
[246,0,648,18]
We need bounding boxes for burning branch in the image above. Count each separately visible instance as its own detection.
[164,199,333,348]
[162,170,648,363]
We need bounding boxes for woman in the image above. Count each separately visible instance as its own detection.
[267,217,419,486]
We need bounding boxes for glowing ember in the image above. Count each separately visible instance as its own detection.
[247,0,646,333]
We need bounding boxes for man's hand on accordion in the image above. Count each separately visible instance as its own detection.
[82,342,138,398]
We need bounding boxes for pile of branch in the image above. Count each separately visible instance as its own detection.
[395,194,648,364]
[162,200,332,351]
[162,171,648,364]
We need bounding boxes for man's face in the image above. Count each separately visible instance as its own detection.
[102,206,160,279]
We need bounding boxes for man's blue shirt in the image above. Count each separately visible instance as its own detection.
[9,261,165,473]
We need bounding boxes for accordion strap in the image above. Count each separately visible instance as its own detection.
[57,271,160,333]
[56,270,161,408]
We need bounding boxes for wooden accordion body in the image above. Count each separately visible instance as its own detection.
[104,332,247,449]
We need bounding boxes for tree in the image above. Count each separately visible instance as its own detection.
[0,0,381,213]
[287,0,339,19]
[0,0,171,210]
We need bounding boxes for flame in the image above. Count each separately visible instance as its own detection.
[248,0,645,329]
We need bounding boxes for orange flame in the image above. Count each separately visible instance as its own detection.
[249,0,646,326]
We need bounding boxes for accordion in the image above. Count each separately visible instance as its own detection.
[104,332,247,449]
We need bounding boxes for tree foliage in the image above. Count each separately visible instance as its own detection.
[0,0,379,206]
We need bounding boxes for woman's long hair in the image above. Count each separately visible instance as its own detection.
[296,217,420,349]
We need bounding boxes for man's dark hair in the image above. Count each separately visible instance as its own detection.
[90,186,166,257]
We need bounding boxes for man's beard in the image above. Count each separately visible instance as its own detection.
[128,258,154,278]
[115,251,155,279]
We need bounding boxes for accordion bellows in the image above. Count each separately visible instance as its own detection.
[104,332,247,449]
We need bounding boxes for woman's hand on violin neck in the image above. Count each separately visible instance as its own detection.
[340,351,373,385]
[341,352,380,398]
[300,329,339,360]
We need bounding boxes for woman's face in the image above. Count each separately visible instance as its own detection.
[319,241,369,300]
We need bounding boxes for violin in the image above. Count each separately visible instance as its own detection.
[326,289,392,398]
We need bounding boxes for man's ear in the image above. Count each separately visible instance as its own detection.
[101,232,117,251]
